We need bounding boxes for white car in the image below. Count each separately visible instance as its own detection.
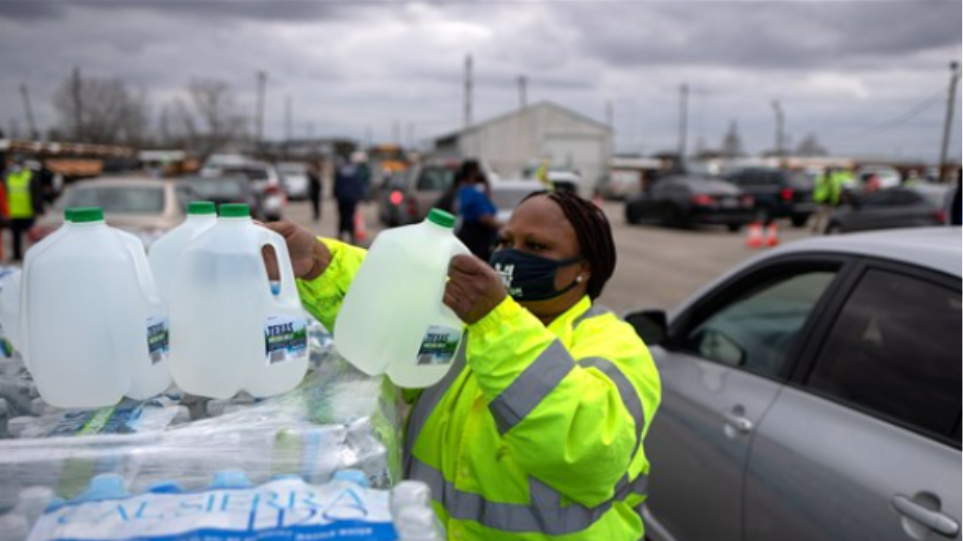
[218,162,286,221]
[276,162,311,201]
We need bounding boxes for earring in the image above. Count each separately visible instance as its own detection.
[576,276,584,283]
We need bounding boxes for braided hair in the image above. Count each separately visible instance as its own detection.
[522,190,617,300]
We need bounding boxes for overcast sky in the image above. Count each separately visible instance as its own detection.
[0,0,960,161]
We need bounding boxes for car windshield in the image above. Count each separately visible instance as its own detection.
[223,167,268,181]
[184,178,246,199]
[60,186,165,214]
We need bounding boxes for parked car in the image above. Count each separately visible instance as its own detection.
[199,153,250,178]
[276,162,310,200]
[827,185,951,234]
[179,175,260,216]
[628,227,961,541]
[219,162,286,221]
[489,179,542,223]
[724,167,814,226]
[377,160,460,227]
[855,165,902,190]
[625,176,755,231]
[30,177,200,249]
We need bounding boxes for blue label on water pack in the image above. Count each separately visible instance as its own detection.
[28,478,399,541]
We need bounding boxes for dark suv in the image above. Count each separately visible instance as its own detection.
[724,167,814,227]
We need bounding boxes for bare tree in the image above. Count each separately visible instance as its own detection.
[796,133,828,156]
[52,68,150,145]
[721,120,744,158]
[172,78,247,158]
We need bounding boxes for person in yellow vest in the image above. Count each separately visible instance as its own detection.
[5,155,44,261]
[265,190,661,540]
[810,167,844,234]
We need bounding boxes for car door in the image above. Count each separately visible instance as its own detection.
[744,262,961,541]
[645,257,849,541]
[847,191,898,231]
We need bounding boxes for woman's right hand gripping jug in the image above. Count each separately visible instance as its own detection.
[335,209,469,388]
[168,204,308,399]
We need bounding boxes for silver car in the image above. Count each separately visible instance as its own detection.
[628,227,961,541]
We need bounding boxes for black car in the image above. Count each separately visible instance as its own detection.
[625,176,755,231]
[724,167,814,226]
[827,185,951,234]
[180,175,263,218]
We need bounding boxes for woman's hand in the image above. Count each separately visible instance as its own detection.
[444,254,506,324]
[262,221,331,281]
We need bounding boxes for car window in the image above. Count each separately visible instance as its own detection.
[684,271,836,378]
[62,186,165,214]
[806,269,961,439]
[416,167,455,191]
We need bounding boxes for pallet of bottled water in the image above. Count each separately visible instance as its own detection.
[0,315,413,541]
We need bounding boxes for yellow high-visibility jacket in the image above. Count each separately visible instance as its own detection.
[298,239,662,540]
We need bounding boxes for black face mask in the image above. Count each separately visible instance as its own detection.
[490,249,582,301]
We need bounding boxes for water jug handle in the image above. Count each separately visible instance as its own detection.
[118,231,162,305]
[261,229,299,307]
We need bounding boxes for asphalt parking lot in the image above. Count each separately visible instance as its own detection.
[285,198,815,315]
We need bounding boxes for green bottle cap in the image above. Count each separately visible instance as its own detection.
[70,207,104,223]
[427,208,456,229]
[219,203,251,218]
[187,201,217,215]
[64,208,75,222]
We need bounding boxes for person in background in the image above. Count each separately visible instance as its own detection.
[811,166,843,234]
[4,154,43,261]
[333,152,367,244]
[265,189,661,540]
[307,160,323,223]
[455,159,499,261]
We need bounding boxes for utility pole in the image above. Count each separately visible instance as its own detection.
[255,71,267,151]
[518,75,527,109]
[19,84,39,140]
[772,100,785,159]
[284,95,293,143]
[464,55,473,129]
[677,84,689,159]
[938,61,960,183]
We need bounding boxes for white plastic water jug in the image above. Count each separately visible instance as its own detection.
[168,203,307,399]
[334,209,469,388]
[148,201,217,303]
[0,209,75,355]
[22,207,171,408]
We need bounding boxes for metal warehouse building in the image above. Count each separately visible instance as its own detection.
[433,101,614,193]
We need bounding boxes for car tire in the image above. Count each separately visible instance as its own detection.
[625,207,641,225]
[790,214,809,228]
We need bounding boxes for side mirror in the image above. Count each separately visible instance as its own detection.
[625,310,669,347]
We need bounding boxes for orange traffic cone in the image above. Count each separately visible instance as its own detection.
[354,207,368,242]
[765,222,780,247]
[745,222,764,248]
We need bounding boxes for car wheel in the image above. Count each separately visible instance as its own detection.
[625,207,641,225]
[790,214,809,228]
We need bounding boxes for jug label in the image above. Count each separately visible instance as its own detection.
[265,315,308,365]
[146,316,170,365]
[417,325,461,365]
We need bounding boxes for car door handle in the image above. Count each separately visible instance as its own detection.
[723,413,753,434]
[891,495,960,537]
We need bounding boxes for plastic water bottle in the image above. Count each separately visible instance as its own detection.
[334,209,468,388]
[20,207,171,408]
[148,201,217,303]
[168,203,307,399]
[391,481,442,541]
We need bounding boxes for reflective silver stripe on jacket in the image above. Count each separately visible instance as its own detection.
[488,340,574,435]
[572,304,612,329]
[409,456,648,535]
[578,357,646,457]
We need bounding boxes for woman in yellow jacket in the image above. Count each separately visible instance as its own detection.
[269,190,661,540]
